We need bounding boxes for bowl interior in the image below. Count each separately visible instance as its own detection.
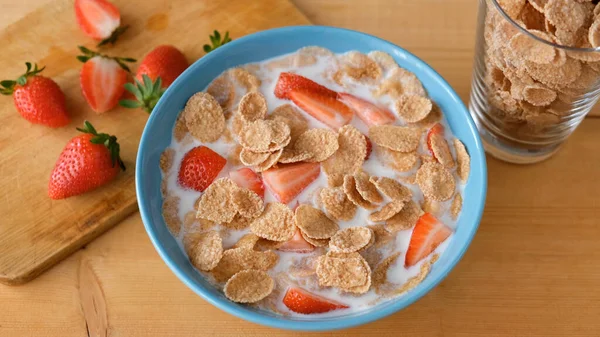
[136,26,487,331]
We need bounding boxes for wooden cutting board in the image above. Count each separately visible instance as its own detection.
[0,0,309,285]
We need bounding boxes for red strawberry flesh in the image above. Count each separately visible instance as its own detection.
[289,89,353,129]
[274,72,337,100]
[426,123,445,159]
[178,146,226,192]
[405,213,452,267]
[338,93,395,127]
[229,167,265,199]
[75,0,120,40]
[262,162,320,204]
[283,287,349,314]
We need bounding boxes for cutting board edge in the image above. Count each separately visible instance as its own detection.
[0,204,138,286]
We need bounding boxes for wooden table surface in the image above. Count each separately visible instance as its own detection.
[2,1,600,336]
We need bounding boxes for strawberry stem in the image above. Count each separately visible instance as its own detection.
[203,30,232,53]
[76,121,126,171]
[119,74,165,113]
[97,25,129,47]
[76,46,136,72]
[0,62,46,95]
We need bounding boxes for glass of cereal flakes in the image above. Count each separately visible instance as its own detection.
[469,0,600,163]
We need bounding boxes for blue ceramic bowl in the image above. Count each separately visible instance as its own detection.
[136,26,487,331]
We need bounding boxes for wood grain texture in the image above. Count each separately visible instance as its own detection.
[0,0,309,285]
[2,120,600,336]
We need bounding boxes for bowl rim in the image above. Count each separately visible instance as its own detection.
[136,25,487,331]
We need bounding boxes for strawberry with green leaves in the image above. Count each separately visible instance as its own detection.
[121,31,231,113]
[75,0,128,46]
[77,46,135,113]
[1,62,70,127]
[48,121,125,199]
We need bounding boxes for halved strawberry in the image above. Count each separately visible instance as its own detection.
[283,287,349,314]
[426,123,445,157]
[178,146,227,192]
[364,134,373,160]
[405,213,452,267]
[289,89,353,129]
[338,93,395,127]
[262,162,320,204]
[278,229,314,253]
[274,72,337,100]
[77,46,135,113]
[75,0,128,46]
[229,167,265,199]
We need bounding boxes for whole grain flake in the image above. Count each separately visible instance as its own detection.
[322,125,367,187]
[369,125,420,152]
[295,204,340,239]
[250,203,296,242]
[184,230,223,271]
[224,270,274,303]
[196,178,239,223]
[329,227,373,253]
[294,129,339,162]
[415,162,456,201]
[319,186,357,221]
[238,91,268,123]
[394,95,433,123]
[343,175,376,210]
[184,92,226,143]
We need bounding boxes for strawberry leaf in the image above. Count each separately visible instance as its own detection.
[77,121,125,171]
[203,30,232,53]
[1,62,47,94]
[119,74,164,113]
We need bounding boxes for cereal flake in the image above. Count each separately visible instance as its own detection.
[322,125,367,187]
[239,120,291,153]
[239,148,270,166]
[453,139,471,183]
[369,125,420,152]
[295,204,340,239]
[238,91,267,123]
[394,95,433,123]
[224,270,274,303]
[369,176,412,202]
[184,230,223,271]
[196,178,238,223]
[354,171,384,204]
[250,203,296,242]
[370,200,405,223]
[184,92,225,143]
[211,247,278,283]
[451,193,463,220]
[343,175,376,210]
[430,133,456,168]
[319,187,357,221]
[329,227,374,253]
[386,200,422,232]
[294,129,339,162]
[415,162,456,201]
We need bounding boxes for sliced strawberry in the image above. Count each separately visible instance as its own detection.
[283,287,349,314]
[405,213,452,267]
[426,123,445,160]
[338,93,395,127]
[278,229,315,253]
[75,0,126,45]
[274,72,337,100]
[178,146,226,192]
[262,162,320,204]
[229,167,265,199]
[364,134,373,160]
[289,89,353,129]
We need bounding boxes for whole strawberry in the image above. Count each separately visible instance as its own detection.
[136,45,188,88]
[1,62,70,127]
[120,31,231,114]
[77,46,135,113]
[48,121,125,199]
[120,45,189,114]
[75,0,128,46]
